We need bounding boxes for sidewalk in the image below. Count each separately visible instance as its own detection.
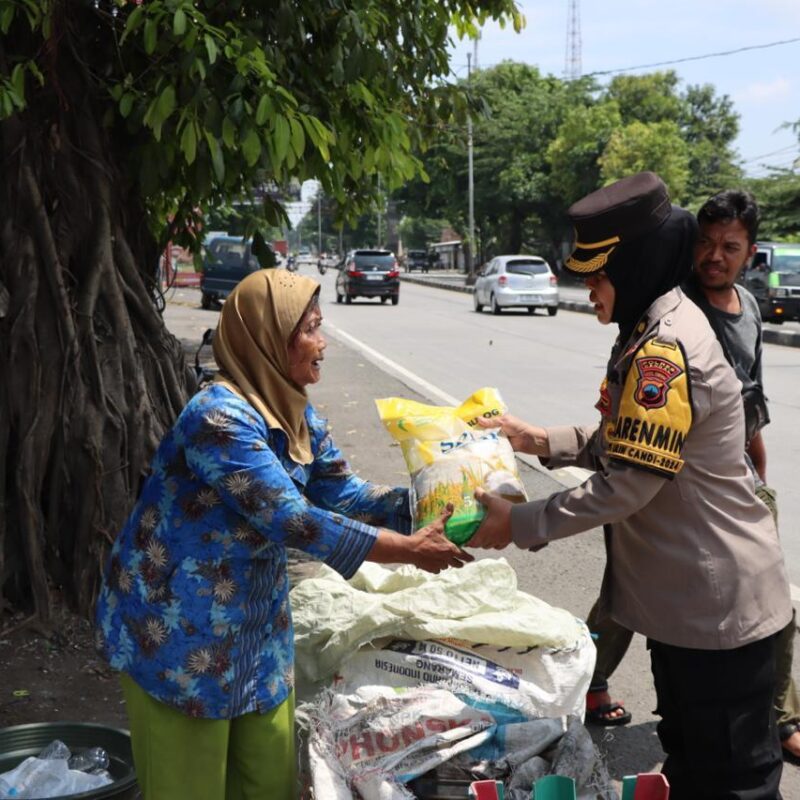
[401,270,800,348]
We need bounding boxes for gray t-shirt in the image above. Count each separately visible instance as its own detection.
[705,285,764,394]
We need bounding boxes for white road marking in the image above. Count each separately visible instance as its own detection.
[326,321,800,606]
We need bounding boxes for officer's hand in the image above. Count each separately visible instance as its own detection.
[475,414,548,456]
[468,488,513,549]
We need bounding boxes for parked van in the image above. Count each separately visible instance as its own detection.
[200,236,274,309]
[740,242,800,323]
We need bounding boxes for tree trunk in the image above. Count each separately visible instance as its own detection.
[0,22,191,621]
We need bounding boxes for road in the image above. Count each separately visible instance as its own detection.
[165,275,800,797]
[312,270,800,585]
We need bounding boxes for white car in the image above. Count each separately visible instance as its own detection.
[295,248,316,267]
[473,255,559,315]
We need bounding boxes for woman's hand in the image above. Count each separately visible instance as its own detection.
[476,413,550,457]
[368,505,474,573]
[468,488,513,549]
[406,505,474,573]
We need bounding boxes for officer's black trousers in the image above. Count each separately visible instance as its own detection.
[649,634,782,800]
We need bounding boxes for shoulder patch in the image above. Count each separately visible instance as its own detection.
[606,337,692,477]
[595,377,612,418]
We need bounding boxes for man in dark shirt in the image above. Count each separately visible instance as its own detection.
[586,189,799,764]
[688,189,796,759]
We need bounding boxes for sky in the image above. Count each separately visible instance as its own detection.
[449,0,800,177]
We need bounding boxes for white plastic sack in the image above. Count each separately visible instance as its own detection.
[291,558,594,718]
[302,685,580,800]
[292,558,589,676]
[333,633,595,720]
[305,686,511,800]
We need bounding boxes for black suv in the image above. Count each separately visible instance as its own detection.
[335,249,400,305]
[404,249,429,272]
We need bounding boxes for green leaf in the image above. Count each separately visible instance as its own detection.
[241,128,261,166]
[222,117,236,149]
[173,8,186,36]
[273,115,290,162]
[289,116,305,158]
[180,122,197,164]
[204,34,218,65]
[193,57,206,81]
[157,85,176,122]
[205,132,225,181]
[251,231,276,268]
[10,64,25,102]
[120,93,134,118]
[0,4,15,35]
[255,95,273,126]
[121,4,144,44]
[144,19,158,54]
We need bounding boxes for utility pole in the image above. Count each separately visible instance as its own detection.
[466,52,476,283]
[317,188,322,256]
[376,173,383,247]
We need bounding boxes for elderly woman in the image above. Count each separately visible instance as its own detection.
[95,269,471,800]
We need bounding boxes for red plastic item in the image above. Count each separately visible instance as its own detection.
[469,779,501,800]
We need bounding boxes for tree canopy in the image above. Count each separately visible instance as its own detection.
[397,66,743,266]
[0,0,522,618]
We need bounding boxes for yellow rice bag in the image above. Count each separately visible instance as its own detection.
[375,388,528,545]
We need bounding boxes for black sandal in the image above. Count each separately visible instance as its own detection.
[586,688,632,727]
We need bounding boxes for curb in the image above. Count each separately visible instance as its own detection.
[400,274,800,348]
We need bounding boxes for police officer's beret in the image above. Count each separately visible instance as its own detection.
[564,172,672,275]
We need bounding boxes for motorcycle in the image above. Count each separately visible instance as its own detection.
[286,255,297,272]
[191,328,217,393]
[317,259,327,275]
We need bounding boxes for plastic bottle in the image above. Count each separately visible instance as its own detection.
[67,747,110,774]
[36,740,71,760]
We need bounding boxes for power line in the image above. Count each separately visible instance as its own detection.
[741,144,800,164]
[584,36,800,77]
[453,35,800,79]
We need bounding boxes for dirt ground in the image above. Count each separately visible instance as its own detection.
[0,604,128,731]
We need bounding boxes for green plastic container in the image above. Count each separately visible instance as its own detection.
[0,722,137,799]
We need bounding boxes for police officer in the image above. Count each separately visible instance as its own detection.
[470,172,791,799]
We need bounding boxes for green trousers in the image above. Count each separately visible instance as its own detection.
[120,675,296,800]
[587,483,800,729]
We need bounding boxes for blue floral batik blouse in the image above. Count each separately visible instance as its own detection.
[95,384,410,719]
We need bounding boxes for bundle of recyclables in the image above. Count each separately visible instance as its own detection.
[375,388,528,545]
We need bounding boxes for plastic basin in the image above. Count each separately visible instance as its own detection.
[0,722,137,799]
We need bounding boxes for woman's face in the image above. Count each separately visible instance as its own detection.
[288,304,326,386]
[585,271,615,325]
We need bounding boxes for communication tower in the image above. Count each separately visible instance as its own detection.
[565,0,582,80]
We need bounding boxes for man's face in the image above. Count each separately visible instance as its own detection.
[693,219,757,292]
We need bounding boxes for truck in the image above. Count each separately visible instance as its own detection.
[740,241,800,323]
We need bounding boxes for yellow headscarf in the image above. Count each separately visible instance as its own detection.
[212,269,320,465]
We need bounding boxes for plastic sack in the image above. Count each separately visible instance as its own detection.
[332,633,595,721]
[0,756,112,799]
[375,388,527,544]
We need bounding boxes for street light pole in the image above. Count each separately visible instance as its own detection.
[376,173,383,247]
[466,53,476,284]
[317,188,322,256]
